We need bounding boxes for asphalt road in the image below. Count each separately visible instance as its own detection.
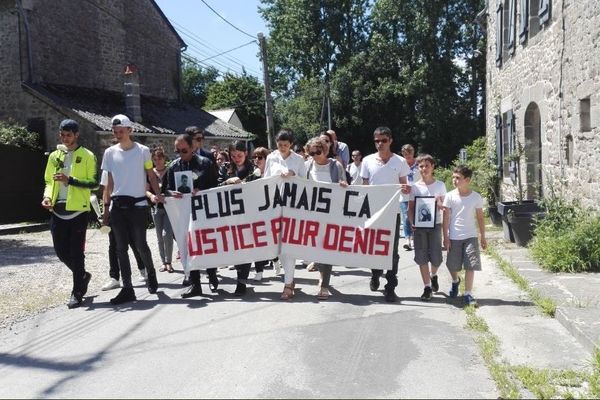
[0,231,499,398]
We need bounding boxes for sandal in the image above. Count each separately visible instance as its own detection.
[317,287,330,300]
[280,283,295,300]
[159,264,168,272]
[166,263,174,273]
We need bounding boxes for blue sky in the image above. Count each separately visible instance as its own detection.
[155,0,268,84]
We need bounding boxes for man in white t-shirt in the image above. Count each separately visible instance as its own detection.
[101,114,164,305]
[346,150,362,184]
[360,126,410,302]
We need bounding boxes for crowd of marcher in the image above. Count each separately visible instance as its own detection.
[42,116,486,309]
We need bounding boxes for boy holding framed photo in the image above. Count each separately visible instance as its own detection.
[408,154,447,301]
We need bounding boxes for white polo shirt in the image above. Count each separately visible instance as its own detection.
[264,150,307,178]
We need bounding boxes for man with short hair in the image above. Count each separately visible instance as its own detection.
[101,114,164,305]
[346,150,362,184]
[42,119,98,309]
[360,126,410,302]
[186,126,214,161]
[327,129,350,168]
[162,133,219,298]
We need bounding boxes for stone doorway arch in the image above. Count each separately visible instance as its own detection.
[524,102,542,199]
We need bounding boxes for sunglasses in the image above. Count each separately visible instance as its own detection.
[216,158,225,162]
[309,150,322,157]
[252,155,264,160]
[374,139,389,144]
[175,148,189,154]
[194,137,204,141]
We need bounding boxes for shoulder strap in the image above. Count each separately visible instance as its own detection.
[306,160,314,179]
[329,159,340,183]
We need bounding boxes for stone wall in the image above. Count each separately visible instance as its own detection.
[486,0,600,208]
[23,0,182,99]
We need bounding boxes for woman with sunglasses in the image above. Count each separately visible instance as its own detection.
[217,141,261,296]
[215,151,229,169]
[248,147,273,282]
[264,129,307,300]
[304,137,348,300]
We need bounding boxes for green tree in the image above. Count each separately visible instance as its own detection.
[204,72,267,145]
[181,57,219,109]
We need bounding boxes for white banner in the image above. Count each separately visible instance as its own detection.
[164,176,400,272]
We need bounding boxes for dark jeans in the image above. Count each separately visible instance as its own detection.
[50,212,88,296]
[189,268,218,284]
[371,214,401,291]
[254,260,269,273]
[236,263,251,283]
[108,228,144,280]
[110,206,156,288]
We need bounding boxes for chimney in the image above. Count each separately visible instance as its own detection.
[124,64,142,122]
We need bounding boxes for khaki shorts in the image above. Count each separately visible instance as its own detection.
[446,237,482,272]
[413,224,443,267]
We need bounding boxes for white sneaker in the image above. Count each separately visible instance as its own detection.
[138,269,147,283]
[101,278,121,291]
[252,272,263,282]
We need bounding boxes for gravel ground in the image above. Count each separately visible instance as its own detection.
[0,226,174,329]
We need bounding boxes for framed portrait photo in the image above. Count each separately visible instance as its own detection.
[414,196,436,229]
[174,171,193,194]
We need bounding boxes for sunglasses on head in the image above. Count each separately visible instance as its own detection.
[252,155,264,160]
[309,150,322,157]
[374,138,389,144]
[175,148,189,154]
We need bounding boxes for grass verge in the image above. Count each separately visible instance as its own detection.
[485,245,557,317]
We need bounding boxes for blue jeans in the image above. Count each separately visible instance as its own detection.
[110,206,156,288]
[152,207,173,264]
[400,201,412,238]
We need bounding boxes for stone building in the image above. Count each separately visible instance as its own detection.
[0,0,254,159]
[485,0,600,207]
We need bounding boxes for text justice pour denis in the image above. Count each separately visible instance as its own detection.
[190,182,372,220]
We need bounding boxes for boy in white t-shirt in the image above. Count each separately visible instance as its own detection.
[408,154,446,301]
[442,165,487,306]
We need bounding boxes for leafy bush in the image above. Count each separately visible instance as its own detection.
[529,197,600,272]
[0,120,42,150]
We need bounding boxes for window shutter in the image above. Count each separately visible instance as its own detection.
[539,0,551,24]
[519,0,528,44]
[495,114,503,177]
[507,110,517,182]
[496,3,503,67]
[508,0,516,55]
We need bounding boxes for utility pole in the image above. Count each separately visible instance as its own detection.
[258,32,275,149]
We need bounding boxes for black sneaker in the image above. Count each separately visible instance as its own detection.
[181,284,203,298]
[384,288,398,302]
[82,271,92,297]
[369,276,380,291]
[431,275,439,292]
[234,283,247,297]
[420,286,433,301]
[449,277,461,298]
[110,287,136,305]
[67,293,82,309]
[147,273,158,294]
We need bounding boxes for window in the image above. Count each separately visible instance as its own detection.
[507,0,516,55]
[501,110,516,178]
[528,0,541,38]
[519,0,528,44]
[496,3,503,67]
[580,98,591,132]
[539,0,551,25]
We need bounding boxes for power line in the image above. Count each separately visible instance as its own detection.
[198,40,257,63]
[199,0,257,39]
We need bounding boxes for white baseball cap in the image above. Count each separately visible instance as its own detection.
[111,114,133,128]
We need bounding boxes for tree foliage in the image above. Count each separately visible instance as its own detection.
[204,72,267,146]
[259,0,486,162]
[181,58,219,109]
